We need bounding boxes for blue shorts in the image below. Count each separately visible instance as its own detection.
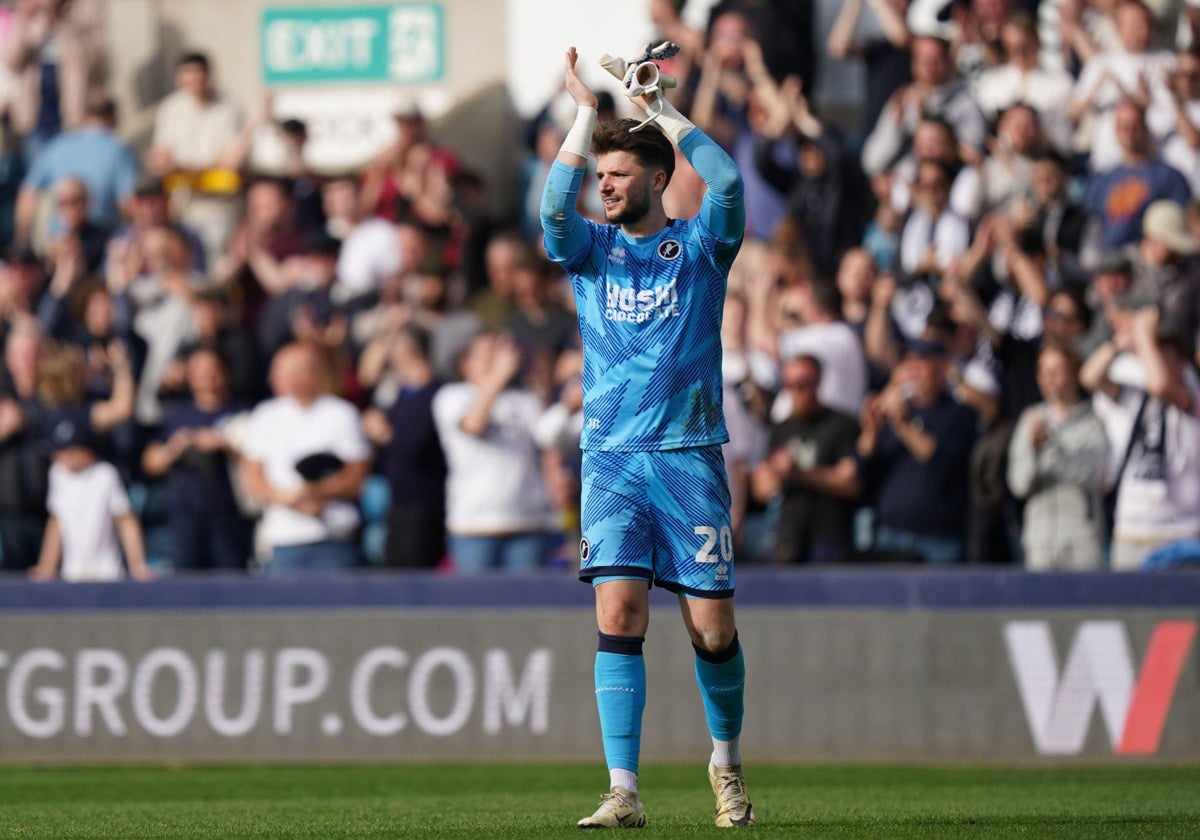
[578,445,734,598]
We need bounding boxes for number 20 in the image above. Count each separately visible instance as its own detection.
[694,525,733,563]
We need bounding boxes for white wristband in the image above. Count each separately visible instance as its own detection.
[651,97,694,145]
[562,105,597,159]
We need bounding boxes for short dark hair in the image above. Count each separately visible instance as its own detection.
[177,52,211,73]
[592,119,676,186]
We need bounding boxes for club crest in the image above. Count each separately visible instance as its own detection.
[657,239,682,261]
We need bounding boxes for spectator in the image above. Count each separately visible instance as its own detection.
[857,339,979,564]
[14,94,137,248]
[504,253,577,367]
[468,230,524,329]
[884,117,983,222]
[3,0,107,159]
[1014,149,1102,289]
[1068,1,1178,173]
[141,347,251,571]
[240,342,371,574]
[1083,100,1190,251]
[826,0,913,136]
[431,331,556,574]
[1080,249,1137,354]
[27,404,149,582]
[148,51,247,266]
[170,285,262,405]
[41,176,106,272]
[751,354,862,564]
[776,280,869,419]
[1082,306,1200,570]
[978,103,1046,213]
[1130,199,1200,348]
[0,319,49,570]
[106,175,206,277]
[361,324,447,569]
[975,11,1076,153]
[861,34,988,179]
[1162,44,1200,194]
[322,175,402,306]
[1007,340,1111,570]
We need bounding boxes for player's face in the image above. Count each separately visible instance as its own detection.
[596,151,656,226]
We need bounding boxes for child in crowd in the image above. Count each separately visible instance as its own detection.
[27,406,151,582]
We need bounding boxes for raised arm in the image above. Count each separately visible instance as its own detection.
[540,47,596,263]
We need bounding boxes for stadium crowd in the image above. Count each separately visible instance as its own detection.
[2,0,1200,579]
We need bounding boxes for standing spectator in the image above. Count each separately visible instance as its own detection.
[978,103,1046,213]
[1131,199,1200,347]
[41,176,106,272]
[1082,306,1200,570]
[148,52,246,267]
[1083,100,1190,250]
[1162,44,1200,194]
[3,0,107,159]
[776,280,869,419]
[322,175,402,306]
[1080,250,1138,354]
[1007,340,1111,570]
[975,12,1076,152]
[431,331,556,574]
[105,174,206,276]
[1016,149,1101,289]
[857,339,979,564]
[1068,0,1178,173]
[361,324,447,569]
[0,319,48,570]
[826,0,913,137]
[751,355,861,564]
[240,342,371,574]
[861,34,988,178]
[27,404,149,582]
[14,94,137,248]
[141,347,251,572]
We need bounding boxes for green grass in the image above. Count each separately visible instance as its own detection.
[0,764,1197,839]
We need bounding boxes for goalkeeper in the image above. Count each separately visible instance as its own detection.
[540,45,753,829]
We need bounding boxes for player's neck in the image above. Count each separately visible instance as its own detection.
[619,206,670,239]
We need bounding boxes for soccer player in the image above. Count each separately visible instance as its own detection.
[540,46,753,829]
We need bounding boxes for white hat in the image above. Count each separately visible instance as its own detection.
[1142,200,1198,255]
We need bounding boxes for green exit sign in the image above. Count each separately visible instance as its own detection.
[261,3,444,85]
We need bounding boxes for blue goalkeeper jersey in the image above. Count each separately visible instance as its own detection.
[541,129,744,452]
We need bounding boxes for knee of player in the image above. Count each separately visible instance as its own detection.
[690,624,737,654]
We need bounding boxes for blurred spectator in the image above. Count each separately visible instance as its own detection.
[534,353,585,567]
[270,114,324,234]
[41,176,105,272]
[978,103,1046,213]
[1079,249,1137,354]
[255,227,343,363]
[106,174,206,276]
[884,117,983,222]
[1014,149,1100,288]
[360,103,459,223]
[3,0,107,159]
[776,280,869,419]
[1082,306,1200,570]
[27,404,149,582]
[504,253,577,368]
[141,347,250,571]
[1007,340,1111,570]
[975,11,1076,152]
[323,174,401,306]
[861,34,988,179]
[949,0,1020,82]
[1130,199,1200,348]
[170,285,261,405]
[1083,100,1190,250]
[14,94,136,248]
[1162,44,1200,194]
[0,319,48,570]
[148,51,247,267]
[826,0,913,136]
[751,73,863,278]
[240,342,371,574]
[752,354,861,564]
[469,230,524,329]
[431,332,556,574]
[1068,1,1178,173]
[857,339,979,564]
[361,324,447,569]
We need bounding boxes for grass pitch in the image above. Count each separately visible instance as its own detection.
[0,763,1197,839]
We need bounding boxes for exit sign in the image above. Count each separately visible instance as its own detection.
[261,3,444,85]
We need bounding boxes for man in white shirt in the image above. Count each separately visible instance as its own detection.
[241,342,371,573]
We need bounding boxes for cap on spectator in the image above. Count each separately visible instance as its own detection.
[1142,200,1198,255]
[43,407,93,453]
[905,338,948,358]
[1090,250,1133,276]
[393,98,423,121]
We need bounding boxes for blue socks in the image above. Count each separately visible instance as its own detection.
[595,632,646,782]
[694,632,745,761]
